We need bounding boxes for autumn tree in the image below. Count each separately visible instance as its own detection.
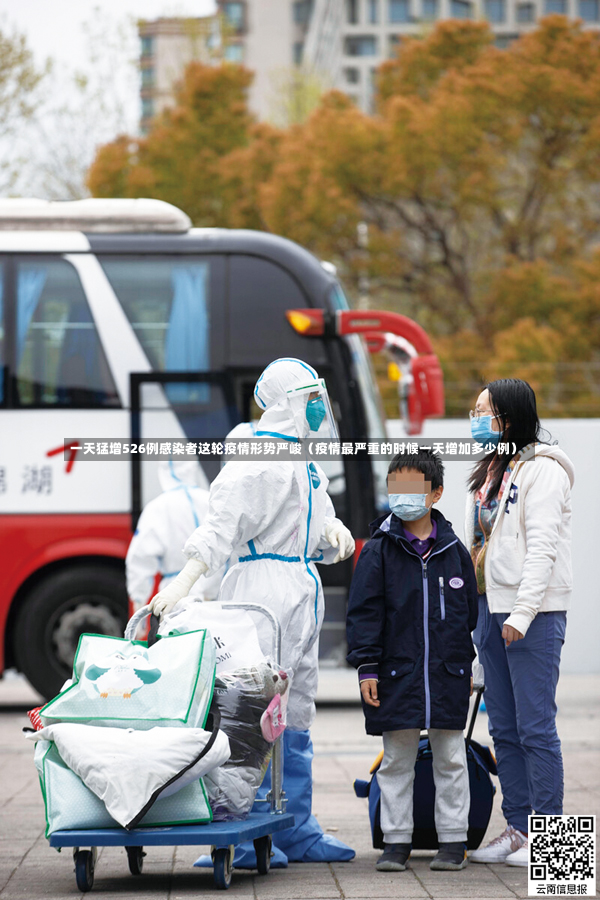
[87,62,253,226]
[256,18,600,415]
[88,18,600,416]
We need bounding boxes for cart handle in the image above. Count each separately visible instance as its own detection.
[124,605,153,641]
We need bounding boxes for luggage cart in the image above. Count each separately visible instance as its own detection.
[47,602,295,891]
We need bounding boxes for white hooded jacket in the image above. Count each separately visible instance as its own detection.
[465,444,575,637]
[126,460,222,608]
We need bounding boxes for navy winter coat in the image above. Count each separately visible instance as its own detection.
[346,509,478,735]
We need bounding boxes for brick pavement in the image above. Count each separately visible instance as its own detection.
[0,672,597,899]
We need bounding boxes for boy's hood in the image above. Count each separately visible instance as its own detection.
[530,443,575,488]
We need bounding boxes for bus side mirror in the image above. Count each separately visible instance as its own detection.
[406,355,445,435]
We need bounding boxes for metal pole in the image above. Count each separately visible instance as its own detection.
[223,602,285,813]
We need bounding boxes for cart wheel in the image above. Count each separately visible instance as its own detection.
[74,850,95,892]
[126,846,145,876]
[254,836,272,876]
[212,847,233,890]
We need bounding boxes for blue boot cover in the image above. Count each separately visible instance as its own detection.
[270,730,355,862]
[194,730,354,868]
[193,842,288,870]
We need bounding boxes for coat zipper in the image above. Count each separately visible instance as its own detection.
[417,538,458,730]
[422,560,430,729]
[439,577,445,621]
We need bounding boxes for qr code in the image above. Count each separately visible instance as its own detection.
[528,815,596,896]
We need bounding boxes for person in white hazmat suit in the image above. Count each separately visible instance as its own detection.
[126,460,223,609]
[149,358,356,865]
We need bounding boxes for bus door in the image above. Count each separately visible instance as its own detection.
[129,371,239,527]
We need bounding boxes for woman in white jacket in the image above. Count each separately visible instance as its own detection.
[465,379,574,868]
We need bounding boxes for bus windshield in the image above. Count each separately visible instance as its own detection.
[331,283,390,513]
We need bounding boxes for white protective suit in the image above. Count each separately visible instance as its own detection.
[126,460,222,609]
[174,359,354,730]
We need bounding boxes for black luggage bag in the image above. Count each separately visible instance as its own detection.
[353,685,497,850]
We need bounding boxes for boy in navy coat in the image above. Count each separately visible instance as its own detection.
[347,450,478,872]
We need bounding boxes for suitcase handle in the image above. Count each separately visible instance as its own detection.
[466,683,485,748]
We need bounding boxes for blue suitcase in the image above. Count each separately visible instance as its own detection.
[353,686,497,850]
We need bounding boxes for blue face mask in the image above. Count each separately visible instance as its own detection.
[470,415,501,446]
[389,494,431,521]
[306,396,326,432]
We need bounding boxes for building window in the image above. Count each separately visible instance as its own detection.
[544,0,566,10]
[579,0,599,18]
[494,33,518,47]
[293,41,304,64]
[389,0,411,21]
[517,2,535,19]
[388,34,401,56]
[140,35,154,58]
[450,0,473,16]
[485,0,505,20]
[141,97,154,119]
[347,0,359,22]
[140,67,154,88]
[294,0,313,24]
[345,35,378,55]
[422,0,438,18]
[369,0,380,22]
[223,2,245,31]
[345,67,360,83]
[224,43,244,62]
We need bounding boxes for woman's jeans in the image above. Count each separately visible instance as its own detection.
[473,594,566,834]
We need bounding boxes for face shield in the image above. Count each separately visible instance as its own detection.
[286,377,339,440]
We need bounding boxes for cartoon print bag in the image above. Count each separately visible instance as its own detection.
[40,629,215,730]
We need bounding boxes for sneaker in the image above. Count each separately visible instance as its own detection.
[505,842,528,867]
[376,843,411,871]
[469,825,527,864]
[430,842,468,870]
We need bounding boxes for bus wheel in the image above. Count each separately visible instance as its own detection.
[13,565,127,700]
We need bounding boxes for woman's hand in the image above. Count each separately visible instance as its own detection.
[502,624,523,647]
[360,679,380,707]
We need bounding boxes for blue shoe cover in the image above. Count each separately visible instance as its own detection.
[267,730,355,863]
[193,843,288,869]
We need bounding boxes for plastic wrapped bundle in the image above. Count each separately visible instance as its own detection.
[204,660,289,820]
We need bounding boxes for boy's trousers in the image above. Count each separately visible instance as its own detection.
[378,728,469,844]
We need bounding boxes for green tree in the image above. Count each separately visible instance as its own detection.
[0,24,47,192]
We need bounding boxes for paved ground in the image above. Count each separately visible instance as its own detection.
[0,670,598,899]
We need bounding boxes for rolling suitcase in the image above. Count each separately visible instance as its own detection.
[353,685,496,850]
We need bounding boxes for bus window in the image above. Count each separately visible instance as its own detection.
[330,282,390,512]
[15,258,119,408]
[100,257,213,406]
[228,256,327,368]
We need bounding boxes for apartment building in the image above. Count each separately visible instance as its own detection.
[304,0,600,112]
[139,0,600,129]
[139,16,220,133]
[138,2,314,129]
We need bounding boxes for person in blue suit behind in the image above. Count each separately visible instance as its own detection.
[347,449,478,872]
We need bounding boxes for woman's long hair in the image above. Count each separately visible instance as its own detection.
[468,379,544,501]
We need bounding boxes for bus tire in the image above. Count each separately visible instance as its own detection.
[13,564,127,700]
